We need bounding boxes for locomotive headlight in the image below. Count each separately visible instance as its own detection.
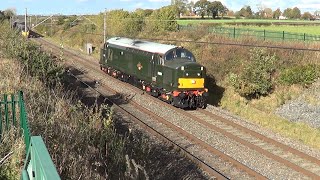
[181,66,185,71]
[197,73,201,76]
[201,66,204,71]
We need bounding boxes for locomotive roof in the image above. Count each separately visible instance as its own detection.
[107,37,176,55]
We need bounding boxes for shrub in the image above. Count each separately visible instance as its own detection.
[0,27,63,86]
[143,5,178,34]
[279,64,319,86]
[228,48,276,98]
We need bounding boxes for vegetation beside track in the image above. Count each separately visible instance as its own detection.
[32,9,320,150]
[0,58,25,179]
[0,21,125,179]
[1,22,207,179]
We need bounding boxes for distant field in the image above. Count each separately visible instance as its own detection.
[231,25,320,35]
[178,19,320,35]
[177,18,320,25]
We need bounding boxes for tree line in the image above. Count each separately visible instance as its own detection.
[105,6,178,37]
[171,0,318,20]
[0,9,16,21]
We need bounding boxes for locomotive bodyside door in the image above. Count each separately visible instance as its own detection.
[154,55,164,88]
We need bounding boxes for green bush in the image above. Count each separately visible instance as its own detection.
[228,48,276,98]
[143,5,178,33]
[0,25,63,86]
[279,64,319,86]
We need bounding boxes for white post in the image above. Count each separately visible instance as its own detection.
[25,8,27,32]
[104,8,106,43]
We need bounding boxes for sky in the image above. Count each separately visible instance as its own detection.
[1,0,320,15]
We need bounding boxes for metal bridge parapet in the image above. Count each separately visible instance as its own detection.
[0,91,60,180]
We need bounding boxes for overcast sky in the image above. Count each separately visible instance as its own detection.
[1,0,320,15]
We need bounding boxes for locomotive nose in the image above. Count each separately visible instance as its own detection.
[180,64,205,78]
[177,64,205,89]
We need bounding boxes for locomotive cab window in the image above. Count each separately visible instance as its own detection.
[158,55,164,65]
[165,48,196,61]
[107,49,113,60]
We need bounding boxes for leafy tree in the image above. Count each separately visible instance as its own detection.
[106,9,130,36]
[273,8,281,19]
[135,8,153,17]
[227,10,235,17]
[237,5,253,18]
[207,1,227,19]
[144,5,178,33]
[228,48,276,98]
[264,8,273,18]
[301,12,313,20]
[3,9,16,19]
[194,0,210,19]
[57,15,67,25]
[186,1,195,15]
[0,9,16,21]
[125,11,145,36]
[0,11,5,21]
[291,7,301,19]
[283,8,292,18]
[172,0,188,18]
[220,6,228,18]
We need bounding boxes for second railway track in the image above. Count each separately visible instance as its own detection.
[33,37,320,179]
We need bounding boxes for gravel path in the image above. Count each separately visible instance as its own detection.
[276,78,320,129]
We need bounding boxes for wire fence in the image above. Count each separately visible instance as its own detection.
[178,25,320,42]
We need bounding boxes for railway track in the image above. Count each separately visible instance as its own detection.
[32,37,320,179]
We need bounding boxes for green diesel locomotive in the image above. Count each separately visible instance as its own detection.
[100,37,208,108]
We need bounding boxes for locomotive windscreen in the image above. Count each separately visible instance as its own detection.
[165,48,195,61]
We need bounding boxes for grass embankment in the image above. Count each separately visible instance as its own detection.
[34,15,320,149]
[0,59,25,180]
[0,22,132,179]
[0,22,127,179]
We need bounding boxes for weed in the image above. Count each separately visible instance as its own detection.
[279,64,320,86]
[0,128,24,180]
[228,48,276,98]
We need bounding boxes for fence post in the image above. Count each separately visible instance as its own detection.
[233,27,236,38]
[11,94,16,126]
[304,33,306,41]
[0,102,2,137]
[19,91,23,136]
[4,94,8,130]
[264,29,266,40]
[283,31,285,40]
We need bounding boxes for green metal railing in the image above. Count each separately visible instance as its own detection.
[178,25,320,42]
[0,91,60,179]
